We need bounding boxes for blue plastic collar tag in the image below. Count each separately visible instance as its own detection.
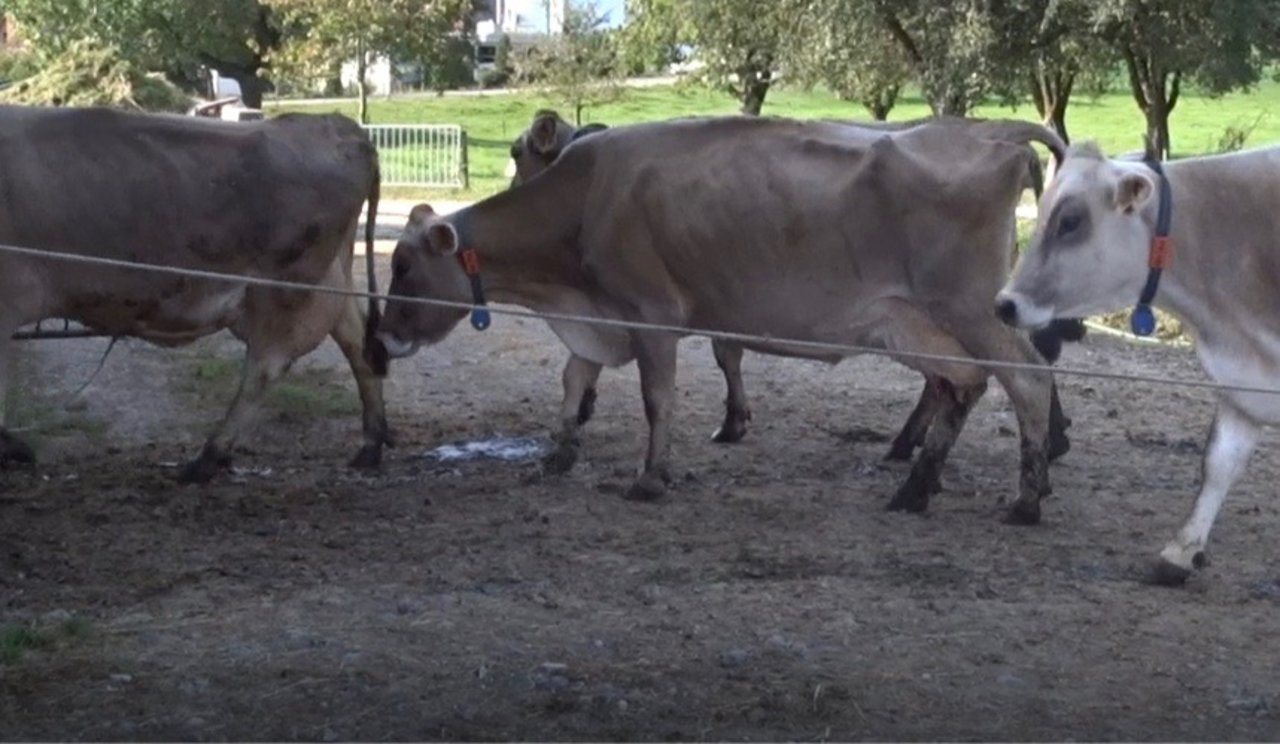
[1130,304,1156,337]
[470,308,491,331]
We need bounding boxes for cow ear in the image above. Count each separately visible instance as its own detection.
[530,113,561,154]
[1115,171,1154,214]
[424,221,460,256]
[408,203,437,225]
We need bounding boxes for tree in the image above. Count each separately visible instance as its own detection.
[518,0,622,125]
[787,0,912,121]
[4,0,283,107]
[870,0,1010,116]
[269,0,474,123]
[1094,0,1279,159]
[625,0,793,115]
[620,0,684,75]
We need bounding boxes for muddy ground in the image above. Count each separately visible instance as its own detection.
[3,251,1280,742]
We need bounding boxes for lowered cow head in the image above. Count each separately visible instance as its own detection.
[509,110,607,186]
[996,141,1159,329]
[377,203,470,358]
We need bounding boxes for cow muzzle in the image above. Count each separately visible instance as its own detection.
[994,290,1053,330]
[376,332,421,360]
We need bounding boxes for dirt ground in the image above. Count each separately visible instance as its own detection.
[3,252,1280,742]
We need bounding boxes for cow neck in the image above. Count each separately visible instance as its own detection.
[1138,160,1213,345]
[1128,157,1174,336]
[450,165,587,309]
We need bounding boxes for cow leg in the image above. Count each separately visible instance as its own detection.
[180,349,293,484]
[0,333,35,468]
[1151,403,1260,586]
[543,354,603,475]
[954,322,1053,525]
[1047,382,1071,462]
[625,332,679,501]
[885,377,943,461]
[887,379,987,513]
[710,341,752,443]
[330,296,391,469]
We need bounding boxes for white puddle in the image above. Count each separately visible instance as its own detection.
[424,436,549,463]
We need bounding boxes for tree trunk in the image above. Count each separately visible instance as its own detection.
[1030,63,1074,144]
[356,42,369,125]
[862,85,899,121]
[1121,47,1177,160]
[931,89,968,117]
[738,67,772,116]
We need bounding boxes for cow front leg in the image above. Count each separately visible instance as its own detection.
[1047,381,1071,462]
[887,379,986,513]
[180,351,291,484]
[543,354,603,475]
[331,296,392,469]
[0,334,34,468]
[885,377,943,461]
[710,341,752,443]
[626,331,679,501]
[1151,403,1259,586]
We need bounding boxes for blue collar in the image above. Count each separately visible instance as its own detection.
[1130,159,1174,337]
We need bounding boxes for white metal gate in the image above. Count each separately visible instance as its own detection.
[362,124,468,189]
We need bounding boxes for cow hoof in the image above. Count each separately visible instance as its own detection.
[1145,558,1193,587]
[541,445,579,475]
[1003,500,1041,526]
[0,431,36,468]
[575,388,598,427]
[348,444,382,469]
[886,485,929,514]
[624,472,668,502]
[178,447,231,484]
[711,410,751,444]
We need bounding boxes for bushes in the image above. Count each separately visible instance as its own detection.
[0,48,41,87]
[0,41,191,112]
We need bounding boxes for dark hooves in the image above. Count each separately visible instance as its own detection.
[1145,559,1193,587]
[1003,500,1041,526]
[178,447,232,484]
[883,441,917,462]
[886,487,929,514]
[348,444,383,469]
[575,387,598,427]
[711,410,751,444]
[623,473,668,502]
[0,431,36,468]
[541,445,579,476]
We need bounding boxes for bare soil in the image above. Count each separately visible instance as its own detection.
[4,253,1280,741]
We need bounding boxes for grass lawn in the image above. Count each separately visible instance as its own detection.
[267,79,1280,201]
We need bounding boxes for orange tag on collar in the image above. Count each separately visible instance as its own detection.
[459,248,481,275]
[1149,236,1174,270]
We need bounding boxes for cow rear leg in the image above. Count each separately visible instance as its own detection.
[887,380,986,513]
[180,350,293,484]
[625,331,679,501]
[0,335,34,468]
[954,321,1053,525]
[331,296,391,469]
[885,377,942,461]
[544,355,603,475]
[1151,403,1259,586]
[710,341,752,443]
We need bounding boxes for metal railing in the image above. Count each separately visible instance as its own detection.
[362,124,468,189]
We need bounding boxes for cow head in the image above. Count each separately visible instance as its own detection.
[508,110,607,186]
[376,203,470,358]
[996,141,1158,329]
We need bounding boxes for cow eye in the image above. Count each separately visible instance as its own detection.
[1057,213,1083,237]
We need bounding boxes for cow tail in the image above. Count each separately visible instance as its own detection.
[363,157,390,376]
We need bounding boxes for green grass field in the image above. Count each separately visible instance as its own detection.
[268,78,1280,201]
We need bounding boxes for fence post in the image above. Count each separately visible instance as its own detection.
[460,129,470,191]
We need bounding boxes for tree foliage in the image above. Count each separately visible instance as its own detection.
[517,1,622,125]
[4,0,282,106]
[1093,0,1280,159]
[268,0,474,121]
[787,0,912,120]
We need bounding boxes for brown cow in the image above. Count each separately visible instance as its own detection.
[506,110,1082,473]
[0,105,390,481]
[379,116,1057,523]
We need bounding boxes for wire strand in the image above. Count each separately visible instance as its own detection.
[0,240,1270,396]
